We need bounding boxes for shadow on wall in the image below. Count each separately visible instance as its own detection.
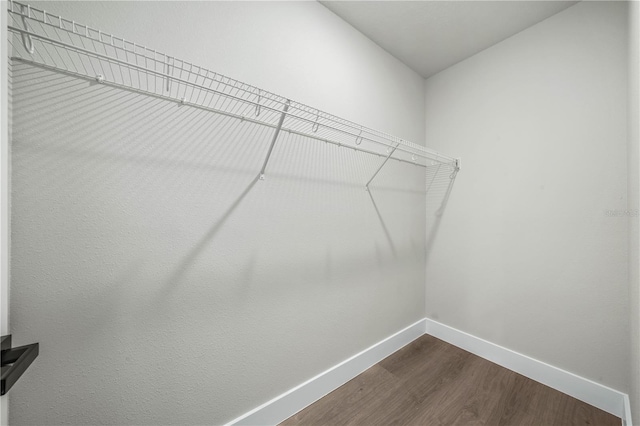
[159,173,262,298]
[367,189,397,258]
[9,62,428,425]
[425,163,459,266]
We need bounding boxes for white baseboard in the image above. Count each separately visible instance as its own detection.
[227,318,632,426]
[623,394,633,426]
[225,319,426,426]
[424,318,628,420]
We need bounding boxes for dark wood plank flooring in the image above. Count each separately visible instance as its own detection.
[281,335,620,426]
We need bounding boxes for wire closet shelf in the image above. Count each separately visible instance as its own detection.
[7,1,459,187]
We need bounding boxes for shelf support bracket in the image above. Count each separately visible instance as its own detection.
[259,99,290,180]
[1,335,39,395]
[365,144,399,190]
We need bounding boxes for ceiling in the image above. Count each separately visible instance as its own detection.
[320,1,579,78]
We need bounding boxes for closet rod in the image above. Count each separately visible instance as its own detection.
[7,0,459,172]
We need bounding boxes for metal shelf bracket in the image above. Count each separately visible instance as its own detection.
[1,335,39,395]
[365,143,399,190]
[259,99,290,180]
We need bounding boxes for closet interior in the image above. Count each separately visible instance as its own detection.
[2,1,638,425]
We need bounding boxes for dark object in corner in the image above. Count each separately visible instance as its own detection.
[1,335,38,395]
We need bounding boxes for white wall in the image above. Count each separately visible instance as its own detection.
[27,1,425,144]
[629,0,640,421]
[8,2,427,425]
[424,1,629,392]
[0,3,9,425]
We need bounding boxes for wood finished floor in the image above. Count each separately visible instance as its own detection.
[281,335,620,426]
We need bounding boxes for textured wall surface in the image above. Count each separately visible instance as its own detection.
[26,1,426,144]
[8,2,427,425]
[0,5,9,425]
[629,0,640,421]
[424,1,629,392]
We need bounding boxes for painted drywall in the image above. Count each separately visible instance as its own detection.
[629,0,640,421]
[320,0,578,79]
[0,4,9,426]
[8,2,427,425]
[25,1,425,145]
[424,1,629,392]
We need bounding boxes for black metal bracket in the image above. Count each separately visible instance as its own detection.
[1,335,39,395]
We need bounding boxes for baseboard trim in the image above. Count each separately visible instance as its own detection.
[227,318,631,425]
[225,319,426,426]
[623,394,633,426]
[424,318,628,419]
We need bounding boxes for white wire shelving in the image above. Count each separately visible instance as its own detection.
[7,0,459,188]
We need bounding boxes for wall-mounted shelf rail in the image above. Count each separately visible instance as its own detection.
[1,335,39,395]
[7,0,458,187]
